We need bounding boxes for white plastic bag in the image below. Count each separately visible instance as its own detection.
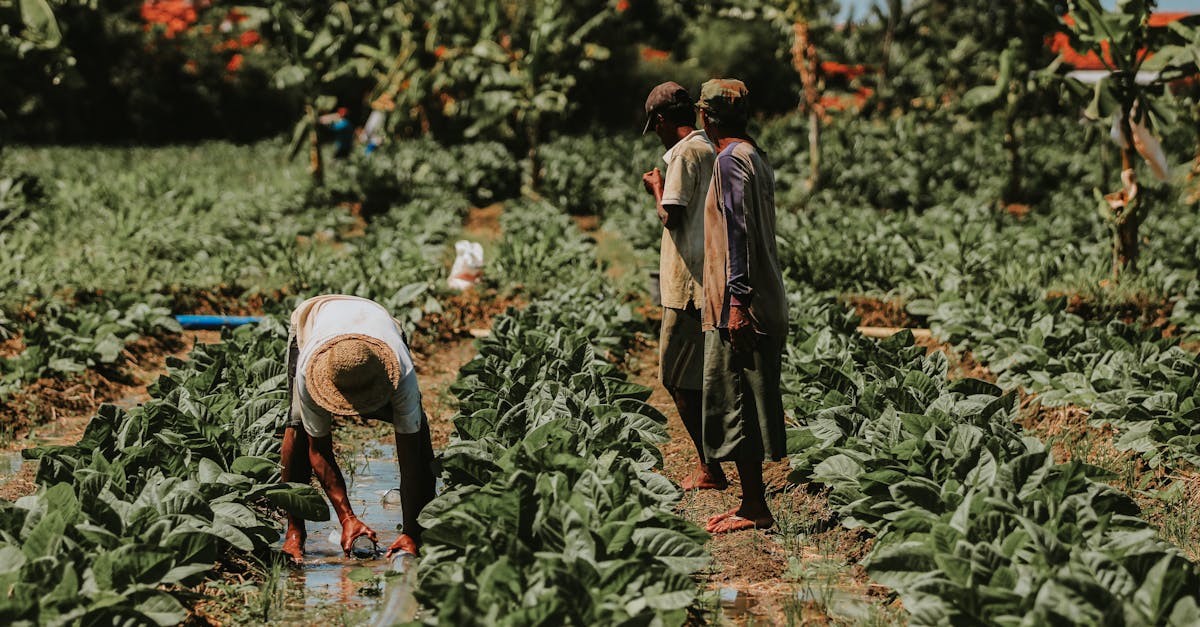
[448,240,484,290]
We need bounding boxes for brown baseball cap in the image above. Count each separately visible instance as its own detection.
[643,81,693,135]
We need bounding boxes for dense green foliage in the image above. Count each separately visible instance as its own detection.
[3,86,1200,622]
[0,321,326,625]
[416,202,705,625]
[0,140,471,399]
[779,300,1200,624]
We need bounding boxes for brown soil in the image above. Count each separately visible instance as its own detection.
[847,296,918,328]
[912,334,994,382]
[414,337,479,450]
[1004,203,1032,219]
[408,289,519,354]
[464,203,503,238]
[571,215,601,232]
[0,330,222,501]
[625,327,896,625]
[165,285,278,317]
[0,335,24,360]
[1015,398,1170,486]
[1052,291,1176,333]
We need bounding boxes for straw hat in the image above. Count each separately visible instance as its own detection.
[304,334,400,415]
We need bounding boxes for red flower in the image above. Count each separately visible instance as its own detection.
[641,47,668,61]
[141,1,200,38]
[226,53,244,72]
[616,0,630,12]
[239,30,260,47]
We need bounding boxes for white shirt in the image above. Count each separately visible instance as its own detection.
[291,295,422,437]
[659,129,715,310]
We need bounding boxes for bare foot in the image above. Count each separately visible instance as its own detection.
[706,513,774,534]
[705,507,739,530]
[281,531,306,563]
[680,465,728,491]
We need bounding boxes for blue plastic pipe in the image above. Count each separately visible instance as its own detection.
[174,315,263,330]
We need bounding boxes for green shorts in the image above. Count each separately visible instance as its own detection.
[660,306,704,391]
[702,330,787,462]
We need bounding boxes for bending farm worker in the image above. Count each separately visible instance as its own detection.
[280,295,436,561]
[697,79,789,534]
[640,81,723,491]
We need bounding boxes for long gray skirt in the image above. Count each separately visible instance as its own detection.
[702,330,787,462]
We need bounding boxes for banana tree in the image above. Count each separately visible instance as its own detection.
[1057,0,1200,279]
[960,3,1058,205]
[1,0,63,126]
[426,0,619,190]
[1155,19,1200,203]
[251,0,391,186]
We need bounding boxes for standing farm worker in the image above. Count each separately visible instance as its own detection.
[280,294,436,561]
[697,79,789,534]
[640,81,723,491]
[318,107,355,159]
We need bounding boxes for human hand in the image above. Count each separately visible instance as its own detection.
[385,533,420,558]
[728,306,757,354]
[339,516,378,556]
[642,168,663,196]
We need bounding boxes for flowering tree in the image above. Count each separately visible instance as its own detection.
[379,0,623,188]
[252,0,394,186]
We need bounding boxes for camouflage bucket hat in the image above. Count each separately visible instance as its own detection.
[698,79,749,126]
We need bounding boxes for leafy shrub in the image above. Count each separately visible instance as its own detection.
[0,321,325,625]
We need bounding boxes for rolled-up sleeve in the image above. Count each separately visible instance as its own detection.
[717,152,752,307]
[661,150,697,208]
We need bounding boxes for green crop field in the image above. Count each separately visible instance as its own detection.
[2,0,1200,625]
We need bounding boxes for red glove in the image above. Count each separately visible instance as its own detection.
[386,533,419,558]
[339,516,378,556]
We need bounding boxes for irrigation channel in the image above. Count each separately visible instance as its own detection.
[288,438,425,624]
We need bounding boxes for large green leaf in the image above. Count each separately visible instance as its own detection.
[18,0,61,48]
[265,483,330,522]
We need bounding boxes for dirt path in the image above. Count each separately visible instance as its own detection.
[626,337,902,625]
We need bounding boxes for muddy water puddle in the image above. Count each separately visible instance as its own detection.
[286,439,408,617]
[0,450,23,478]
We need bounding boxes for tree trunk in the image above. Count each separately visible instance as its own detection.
[792,20,823,194]
[525,116,540,192]
[308,104,325,188]
[808,108,821,193]
[1190,102,1200,204]
[1001,109,1021,205]
[1111,110,1140,280]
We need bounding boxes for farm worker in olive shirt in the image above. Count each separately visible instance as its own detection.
[280,294,436,561]
[640,81,725,490]
[697,79,789,534]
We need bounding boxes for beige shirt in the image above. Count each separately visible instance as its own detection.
[702,141,788,337]
[659,130,715,310]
